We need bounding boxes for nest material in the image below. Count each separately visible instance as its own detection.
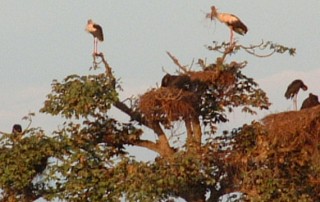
[262,105,320,139]
[139,88,198,124]
[188,70,236,87]
[261,105,320,166]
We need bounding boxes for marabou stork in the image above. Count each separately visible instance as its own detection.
[161,74,191,90]
[300,93,320,110]
[86,19,104,54]
[12,124,22,134]
[285,79,308,110]
[207,6,248,45]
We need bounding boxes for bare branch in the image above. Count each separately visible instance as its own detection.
[94,52,112,75]
[207,40,296,59]
[166,51,188,73]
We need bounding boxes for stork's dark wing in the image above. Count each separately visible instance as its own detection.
[227,14,248,35]
[285,79,307,99]
[93,24,104,41]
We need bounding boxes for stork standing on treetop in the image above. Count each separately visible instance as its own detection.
[206,6,248,45]
[284,79,308,111]
[86,19,104,54]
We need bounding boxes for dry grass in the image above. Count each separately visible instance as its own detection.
[263,105,320,141]
[139,88,198,124]
[261,105,320,168]
[188,70,236,86]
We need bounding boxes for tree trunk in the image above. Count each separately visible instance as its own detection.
[180,186,206,202]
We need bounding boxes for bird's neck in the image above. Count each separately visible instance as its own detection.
[216,13,232,23]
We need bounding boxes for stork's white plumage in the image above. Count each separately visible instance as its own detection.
[207,6,247,44]
[86,19,104,54]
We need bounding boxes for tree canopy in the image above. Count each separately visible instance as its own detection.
[0,6,318,202]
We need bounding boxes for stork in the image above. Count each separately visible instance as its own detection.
[284,79,308,110]
[86,19,104,54]
[12,124,22,134]
[300,93,320,110]
[207,6,248,45]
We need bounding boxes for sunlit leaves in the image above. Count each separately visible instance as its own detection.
[198,61,270,132]
[40,73,118,119]
[0,129,63,201]
[229,121,320,201]
[120,151,219,201]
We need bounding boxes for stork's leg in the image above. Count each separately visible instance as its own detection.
[95,39,98,54]
[93,38,96,54]
[293,94,298,111]
[96,39,98,54]
[230,29,234,45]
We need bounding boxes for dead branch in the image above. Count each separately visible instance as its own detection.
[207,40,295,60]
[239,41,277,58]
[166,51,188,73]
[94,52,112,75]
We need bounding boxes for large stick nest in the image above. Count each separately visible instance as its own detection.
[263,105,320,141]
[188,69,236,87]
[260,105,320,167]
[139,88,199,125]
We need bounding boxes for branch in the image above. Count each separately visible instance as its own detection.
[192,116,202,147]
[185,116,202,151]
[207,40,296,59]
[113,101,146,126]
[95,52,175,157]
[0,131,7,135]
[134,139,169,156]
[94,52,112,75]
[151,121,175,157]
[166,51,188,73]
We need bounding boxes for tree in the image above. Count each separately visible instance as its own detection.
[2,7,316,202]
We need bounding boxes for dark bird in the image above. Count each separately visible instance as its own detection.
[12,124,22,134]
[86,19,104,54]
[161,74,191,90]
[285,79,308,110]
[206,6,248,45]
[11,124,23,142]
[300,93,320,110]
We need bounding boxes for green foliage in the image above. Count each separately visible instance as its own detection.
[198,61,270,130]
[117,150,220,202]
[42,117,143,201]
[40,73,118,119]
[230,121,320,201]
[0,8,309,202]
[0,128,63,201]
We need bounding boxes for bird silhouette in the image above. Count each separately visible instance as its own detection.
[300,93,319,110]
[284,79,308,110]
[86,19,104,54]
[12,124,22,134]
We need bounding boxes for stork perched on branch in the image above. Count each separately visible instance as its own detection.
[285,79,308,110]
[86,19,104,54]
[207,6,248,45]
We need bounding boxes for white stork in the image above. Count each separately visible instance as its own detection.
[207,6,248,45]
[86,19,104,54]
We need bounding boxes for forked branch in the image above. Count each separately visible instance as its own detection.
[166,51,188,73]
[207,40,296,59]
[96,53,175,157]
